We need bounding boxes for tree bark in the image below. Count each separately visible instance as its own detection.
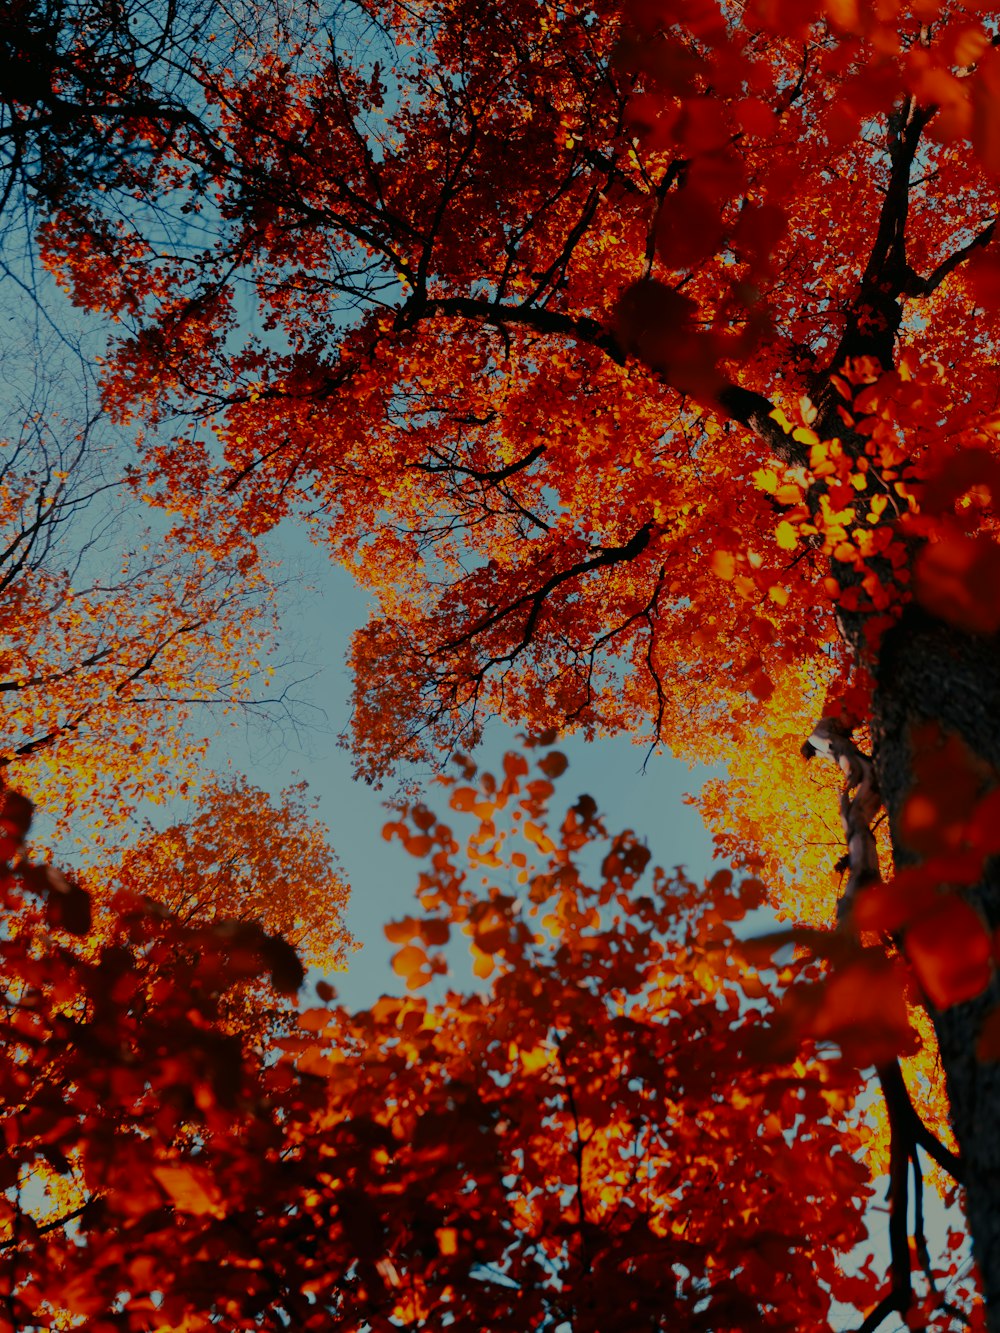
[873,607,1000,1327]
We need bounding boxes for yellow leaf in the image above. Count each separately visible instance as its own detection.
[516,1044,553,1073]
[775,521,798,551]
[792,426,820,446]
[472,950,494,979]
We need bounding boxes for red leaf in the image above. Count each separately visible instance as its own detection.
[914,534,1000,634]
[905,897,993,1010]
[656,187,725,269]
[807,953,916,1067]
[46,881,93,937]
[537,751,568,779]
[259,932,305,995]
[614,279,723,398]
[918,447,1000,515]
[0,790,33,862]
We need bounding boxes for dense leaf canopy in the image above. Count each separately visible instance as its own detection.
[4,0,1000,1328]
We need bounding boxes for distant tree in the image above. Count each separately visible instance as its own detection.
[0,393,284,832]
[96,774,353,972]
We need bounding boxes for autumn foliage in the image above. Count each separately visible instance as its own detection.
[6,0,1000,1327]
[0,754,960,1331]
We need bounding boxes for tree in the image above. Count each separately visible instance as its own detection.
[94,773,353,973]
[0,390,287,833]
[0,0,326,836]
[0,0,293,240]
[8,751,972,1332]
[0,263,326,839]
[13,0,1000,1324]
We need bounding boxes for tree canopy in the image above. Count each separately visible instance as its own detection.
[4,0,1000,1328]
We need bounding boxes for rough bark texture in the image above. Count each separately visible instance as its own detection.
[873,607,1000,1326]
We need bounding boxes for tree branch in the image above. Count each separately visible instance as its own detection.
[415,294,625,362]
[436,522,655,665]
[906,219,998,298]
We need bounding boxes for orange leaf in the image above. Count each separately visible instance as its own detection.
[298,1007,329,1032]
[403,834,434,857]
[711,550,737,580]
[524,821,555,854]
[450,787,480,812]
[471,950,494,979]
[392,945,427,977]
[384,916,419,944]
[153,1165,221,1216]
[436,1227,458,1256]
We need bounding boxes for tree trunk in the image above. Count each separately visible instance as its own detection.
[873,607,1000,1326]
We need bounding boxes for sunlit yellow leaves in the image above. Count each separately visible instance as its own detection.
[867,494,888,523]
[97,778,352,974]
[510,1042,553,1073]
[753,467,780,493]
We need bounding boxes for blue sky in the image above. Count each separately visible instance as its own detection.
[206,524,721,1008]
